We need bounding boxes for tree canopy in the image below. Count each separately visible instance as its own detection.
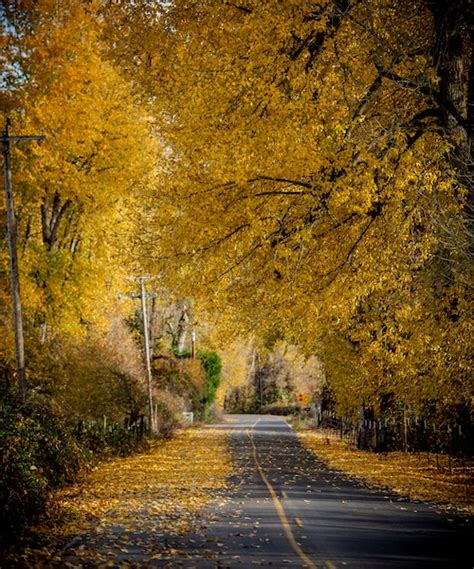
[1,0,472,422]
[102,0,473,417]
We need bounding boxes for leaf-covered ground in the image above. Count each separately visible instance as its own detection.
[7,427,232,567]
[5,421,472,567]
[300,431,473,515]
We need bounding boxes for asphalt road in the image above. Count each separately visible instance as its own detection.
[56,414,472,568]
[158,414,472,568]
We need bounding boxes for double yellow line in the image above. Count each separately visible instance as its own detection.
[247,419,319,569]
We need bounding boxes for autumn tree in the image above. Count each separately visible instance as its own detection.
[102,0,473,421]
[254,342,324,409]
[1,0,157,380]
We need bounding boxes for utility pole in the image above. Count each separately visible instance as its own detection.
[1,119,44,404]
[191,327,196,359]
[119,277,157,433]
[255,352,263,408]
[139,277,155,433]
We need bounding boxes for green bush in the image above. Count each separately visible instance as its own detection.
[152,352,207,417]
[75,421,147,459]
[0,395,148,535]
[198,350,222,415]
[0,396,84,532]
[105,424,147,456]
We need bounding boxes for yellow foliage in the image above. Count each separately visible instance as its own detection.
[1,0,158,356]
[1,1,471,421]
[102,0,472,417]
[216,338,255,406]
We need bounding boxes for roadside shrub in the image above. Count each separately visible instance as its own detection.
[104,424,147,456]
[155,399,179,439]
[153,352,206,417]
[0,396,84,532]
[198,350,222,415]
[261,404,300,416]
[33,412,85,487]
[75,422,147,459]
[0,394,148,535]
[225,384,258,414]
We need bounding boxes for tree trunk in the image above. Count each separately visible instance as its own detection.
[429,0,473,217]
[41,191,73,251]
[176,306,188,354]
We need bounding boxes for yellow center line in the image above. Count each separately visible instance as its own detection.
[247,419,318,569]
[325,561,338,569]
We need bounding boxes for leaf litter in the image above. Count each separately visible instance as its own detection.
[300,431,473,515]
[6,427,232,567]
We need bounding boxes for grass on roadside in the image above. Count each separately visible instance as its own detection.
[299,430,473,515]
